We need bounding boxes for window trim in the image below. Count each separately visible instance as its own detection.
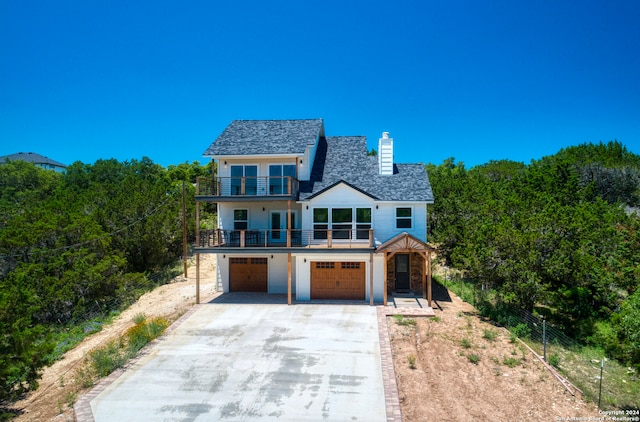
[268,164,297,195]
[395,207,413,229]
[230,165,258,195]
[312,206,373,240]
[313,207,329,240]
[356,207,372,240]
[233,208,249,230]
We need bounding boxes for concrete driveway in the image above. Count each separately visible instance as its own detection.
[84,303,387,421]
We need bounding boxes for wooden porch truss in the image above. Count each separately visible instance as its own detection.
[376,232,435,307]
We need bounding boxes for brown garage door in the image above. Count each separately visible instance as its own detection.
[311,261,365,300]
[229,257,268,292]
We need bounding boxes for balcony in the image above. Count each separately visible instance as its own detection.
[197,229,375,249]
[196,176,299,201]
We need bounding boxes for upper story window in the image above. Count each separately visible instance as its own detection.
[269,164,296,195]
[234,209,248,230]
[313,208,329,239]
[332,208,352,239]
[396,207,412,229]
[356,208,372,239]
[230,165,257,195]
[312,207,372,240]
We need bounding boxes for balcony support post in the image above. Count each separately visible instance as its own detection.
[182,181,188,277]
[286,200,291,248]
[196,253,200,304]
[287,253,292,305]
[369,253,374,306]
[195,200,200,247]
[427,250,432,307]
[383,252,388,306]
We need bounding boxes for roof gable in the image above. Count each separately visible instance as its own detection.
[299,136,434,202]
[306,180,378,202]
[203,119,324,156]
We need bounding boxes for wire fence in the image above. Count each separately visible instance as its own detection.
[437,272,638,410]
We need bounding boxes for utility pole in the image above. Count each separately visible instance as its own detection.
[182,180,188,277]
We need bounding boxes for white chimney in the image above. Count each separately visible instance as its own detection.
[378,132,393,175]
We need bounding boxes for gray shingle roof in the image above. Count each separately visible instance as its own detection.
[203,119,324,156]
[299,136,434,202]
[0,152,66,168]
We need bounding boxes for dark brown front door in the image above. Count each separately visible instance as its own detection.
[395,254,410,291]
[311,262,365,300]
[229,257,268,292]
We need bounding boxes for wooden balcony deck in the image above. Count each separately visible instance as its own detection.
[195,176,298,201]
[196,229,375,249]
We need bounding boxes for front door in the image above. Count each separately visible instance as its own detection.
[395,254,410,291]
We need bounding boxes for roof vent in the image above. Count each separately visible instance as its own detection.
[378,132,393,175]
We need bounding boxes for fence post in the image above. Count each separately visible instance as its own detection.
[598,358,604,408]
[543,318,547,361]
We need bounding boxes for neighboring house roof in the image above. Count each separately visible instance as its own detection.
[299,136,434,203]
[0,152,66,168]
[203,119,324,156]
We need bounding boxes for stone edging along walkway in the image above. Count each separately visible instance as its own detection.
[74,300,427,422]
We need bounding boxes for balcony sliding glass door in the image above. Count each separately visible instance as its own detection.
[230,165,257,195]
[269,164,296,195]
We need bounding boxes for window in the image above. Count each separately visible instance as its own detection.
[313,208,328,239]
[356,208,371,239]
[313,207,372,240]
[269,164,296,195]
[332,208,352,239]
[234,209,248,230]
[230,165,258,195]
[396,207,412,229]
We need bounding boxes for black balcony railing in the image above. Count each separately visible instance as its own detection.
[196,176,298,197]
[197,229,374,248]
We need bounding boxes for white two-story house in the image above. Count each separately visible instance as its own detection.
[194,119,435,306]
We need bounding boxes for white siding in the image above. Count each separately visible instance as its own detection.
[269,253,296,293]
[373,203,427,244]
[216,253,229,292]
[300,183,375,237]
[218,202,302,231]
[299,183,428,245]
[214,157,307,181]
[298,143,317,181]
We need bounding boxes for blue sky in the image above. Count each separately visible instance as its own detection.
[1,0,639,169]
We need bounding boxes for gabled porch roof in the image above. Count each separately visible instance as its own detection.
[375,232,435,307]
[375,232,435,254]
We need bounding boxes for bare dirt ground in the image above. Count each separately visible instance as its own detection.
[389,282,601,421]
[12,254,601,421]
[10,254,218,422]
